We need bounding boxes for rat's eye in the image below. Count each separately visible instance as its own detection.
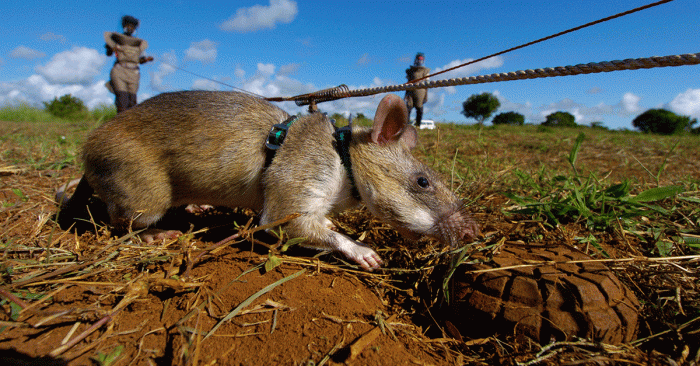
[417,176,430,188]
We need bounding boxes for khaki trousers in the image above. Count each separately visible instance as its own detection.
[109,63,140,113]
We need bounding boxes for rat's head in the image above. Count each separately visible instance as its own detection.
[350,94,479,247]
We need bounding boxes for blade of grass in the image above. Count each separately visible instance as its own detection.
[202,268,306,342]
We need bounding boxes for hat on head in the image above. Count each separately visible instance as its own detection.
[121,15,139,28]
[414,52,425,66]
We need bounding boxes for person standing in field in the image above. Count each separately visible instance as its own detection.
[404,52,430,128]
[104,15,154,113]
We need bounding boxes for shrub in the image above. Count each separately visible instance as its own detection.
[43,94,88,121]
[492,112,525,126]
[632,109,697,135]
[590,121,608,130]
[461,92,500,125]
[542,111,577,127]
[352,113,373,127]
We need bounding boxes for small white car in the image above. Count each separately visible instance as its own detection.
[411,119,435,129]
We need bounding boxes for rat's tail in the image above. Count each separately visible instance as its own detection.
[56,178,83,206]
[55,177,95,229]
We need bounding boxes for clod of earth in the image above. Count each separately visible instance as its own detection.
[444,244,640,345]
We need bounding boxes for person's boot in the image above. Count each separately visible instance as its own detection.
[127,93,138,110]
[115,91,130,113]
[415,107,423,128]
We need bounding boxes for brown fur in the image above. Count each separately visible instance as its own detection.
[58,91,478,270]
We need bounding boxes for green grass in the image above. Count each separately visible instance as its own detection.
[0,105,106,170]
[1,103,116,125]
[416,122,699,258]
[0,103,68,123]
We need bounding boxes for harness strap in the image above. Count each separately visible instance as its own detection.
[264,115,298,168]
[264,117,361,201]
[333,126,361,201]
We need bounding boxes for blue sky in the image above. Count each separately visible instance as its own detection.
[1,0,699,130]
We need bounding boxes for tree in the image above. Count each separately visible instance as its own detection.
[542,111,576,127]
[461,92,500,125]
[330,113,349,126]
[353,113,373,127]
[590,121,607,130]
[492,111,525,126]
[632,109,697,135]
[43,94,88,120]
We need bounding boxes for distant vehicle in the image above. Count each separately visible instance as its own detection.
[410,119,435,129]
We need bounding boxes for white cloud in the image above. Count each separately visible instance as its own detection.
[192,78,221,91]
[372,77,392,87]
[420,91,446,117]
[487,91,645,127]
[236,62,379,116]
[10,46,46,60]
[432,56,505,80]
[278,63,300,76]
[357,53,380,66]
[234,65,246,79]
[219,0,298,33]
[667,88,700,119]
[257,63,275,76]
[185,39,217,64]
[39,32,68,44]
[536,98,615,125]
[444,86,457,95]
[620,92,642,115]
[35,47,105,85]
[150,50,178,91]
[0,74,112,109]
[488,90,532,120]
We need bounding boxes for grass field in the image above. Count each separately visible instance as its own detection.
[0,106,698,365]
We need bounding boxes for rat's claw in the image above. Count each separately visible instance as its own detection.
[348,246,383,271]
[140,229,182,243]
[363,253,383,272]
[185,204,214,213]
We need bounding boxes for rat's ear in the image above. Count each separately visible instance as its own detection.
[371,94,409,145]
[400,125,418,150]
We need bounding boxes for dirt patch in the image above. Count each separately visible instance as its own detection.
[0,168,469,365]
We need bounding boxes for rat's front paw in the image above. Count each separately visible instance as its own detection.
[345,246,383,271]
[185,204,214,214]
[140,229,182,243]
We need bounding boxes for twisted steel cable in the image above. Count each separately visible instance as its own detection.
[349,53,700,96]
[282,53,700,107]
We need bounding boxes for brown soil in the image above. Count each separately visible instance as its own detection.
[0,167,486,365]
[1,125,699,365]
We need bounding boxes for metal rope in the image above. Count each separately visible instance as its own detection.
[408,0,675,84]
[281,52,700,107]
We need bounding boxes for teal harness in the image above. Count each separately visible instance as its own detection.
[264,116,361,200]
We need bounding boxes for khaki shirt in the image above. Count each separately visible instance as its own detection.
[404,66,430,108]
[104,32,148,65]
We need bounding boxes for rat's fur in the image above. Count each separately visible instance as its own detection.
[57,91,478,270]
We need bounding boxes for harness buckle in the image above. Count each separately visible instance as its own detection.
[265,123,290,150]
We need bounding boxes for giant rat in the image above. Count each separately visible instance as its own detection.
[56,91,478,271]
